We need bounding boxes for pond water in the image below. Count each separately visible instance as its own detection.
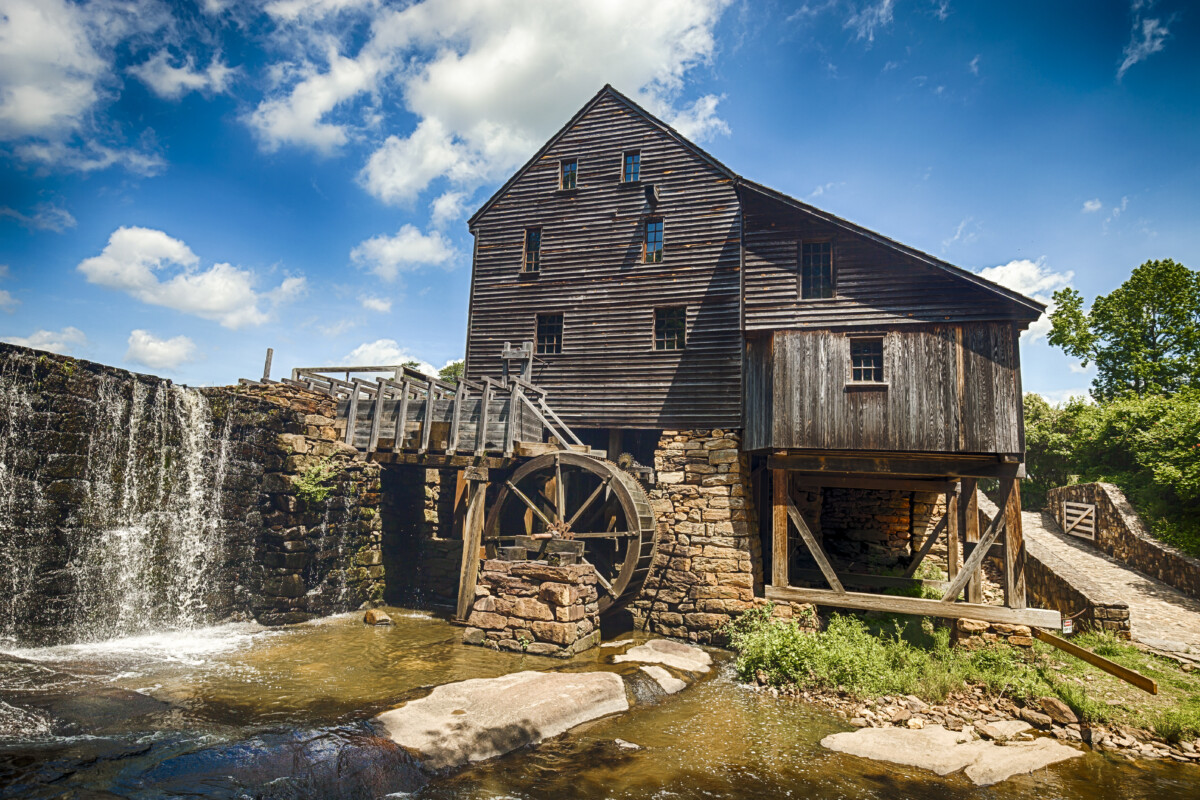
[1,609,1196,799]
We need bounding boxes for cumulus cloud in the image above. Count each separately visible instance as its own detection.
[1118,15,1170,80]
[844,0,894,44]
[343,339,436,373]
[360,295,392,313]
[125,329,198,370]
[0,202,76,232]
[249,0,733,206]
[350,224,456,280]
[129,51,235,100]
[1,326,87,355]
[430,190,469,228]
[77,226,306,329]
[0,291,15,313]
[976,258,1074,342]
[1082,198,1102,213]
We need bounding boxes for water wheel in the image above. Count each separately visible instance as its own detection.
[483,451,656,614]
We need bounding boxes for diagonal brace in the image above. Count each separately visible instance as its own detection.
[903,512,949,579]
[786,496,845,594]
[940,480,1013,603]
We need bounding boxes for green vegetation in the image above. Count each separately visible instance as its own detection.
[724,605,1200,736]
[295,458,340,506]
[439,359,465,383]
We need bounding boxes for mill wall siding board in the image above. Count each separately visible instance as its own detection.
[465,93,743,430]
[744,324,1021,454]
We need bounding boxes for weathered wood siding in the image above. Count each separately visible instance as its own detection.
[465,92,742,430]
[744,323,1022,455]
[741,191,1030,331]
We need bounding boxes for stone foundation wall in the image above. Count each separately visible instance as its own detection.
[951,619,1034,649]
[632,429,761,645]
[465,559,601,656]
[815,488,913,571]
[1049,482,1200,600]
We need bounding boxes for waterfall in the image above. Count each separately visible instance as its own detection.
[0,360,236,646]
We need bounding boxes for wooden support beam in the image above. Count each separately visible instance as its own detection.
[789,474,957,494]
[447,382,464,454]
[454,480,487,622]
[946,489,960,585]
[538,397,584,447]
[765,585,1062,629]
[772,469,788,588]
[503,384,520,458]
[475,379,493,456]
[367,378,386,453]
[942,480,1013,603]
[1033,629,1156,694]
[903,512,948,579]
[1003,479,1027,609]
[419,378,435,454]
[343,384,361,446]
[395,379,411,451]
[786,495,845,594]
[766,453,1024,480]
[959,478,981,604]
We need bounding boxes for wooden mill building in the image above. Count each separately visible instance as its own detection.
[459,84,1056,637]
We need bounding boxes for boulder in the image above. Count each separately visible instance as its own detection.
[640,665,686,695]
[373,671,628,769]
[613,640,711,673]
[977,720,1032,742]
[1039,697,1080,725]
[363,609,393,626]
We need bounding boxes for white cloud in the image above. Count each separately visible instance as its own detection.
[806,181,844,201]
[1118,16,1170,80]
[129,51,234,100]
[942,217,979,250]
[13,138,166,177]
[77,227,306,329]
[125,329,198,370]
[968,55,980,75]
[976,258,1074,342]
[1082,198,1102,213]
[343,339,436,374]
[1068,362,1090,374]
[0,202,76,232]
[430,190,468,228]
[350,224,456,280]
[934,1,950,22]
[1,326,86,355]
[0,290,16,312]
[844,0,894,44]
[360,295,392,313]
[1038,388,1093,406]
[249,0,733,205]
[318,318,357,336]
[1103,196,1129,232]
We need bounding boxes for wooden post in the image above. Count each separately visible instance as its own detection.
[419,378,435,454]
[608,428,622,460]
[344,384,360,446]
[395,379,411,450]
[476,379,493,455]
[448,382,464,453]
[946,488,960,584]
[1003,479,1027,609]
[772,469,789,588]
[959,477,981,604]
[262,347,273,381]
[367,379,386,453]
[455,478,488,622]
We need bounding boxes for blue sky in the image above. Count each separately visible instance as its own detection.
[1,0,1196,403]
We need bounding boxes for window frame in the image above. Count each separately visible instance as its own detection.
[644,216,664,264]
[798,238,837,300]
[621,150,641,184]
[535,312,564,355]
[848,335,886,387]
[653,306,687,352]
[558,158,578,192]
[522,227,542,274]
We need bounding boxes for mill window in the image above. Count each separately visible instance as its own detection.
[523,228,542,273]
[850,337,884,383]
[623,151,641,183]
[800,240,835,299]
[560,159,577,191]
[536,313,563,355]
[654,306,686,351]
[644,217,664,264]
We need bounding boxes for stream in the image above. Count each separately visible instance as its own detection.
[1,609,1197,798]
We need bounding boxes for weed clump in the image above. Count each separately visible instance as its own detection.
[295,458,340,506]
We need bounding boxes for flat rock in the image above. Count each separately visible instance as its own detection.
[1136,637,1191,653]
[977,720,1032,742]
[601,639,634,648]
[640,665,686,695]
[821,724,1082,787]
[613,639,711,673]
[373,671,628,769]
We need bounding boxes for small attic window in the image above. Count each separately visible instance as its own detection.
[560,159,577,191]
[644,217,663,264]
[623,151,641,183]
[800,240,835,299]
[523,228,542,273]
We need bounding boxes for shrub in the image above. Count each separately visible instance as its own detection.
[295,458,339,506]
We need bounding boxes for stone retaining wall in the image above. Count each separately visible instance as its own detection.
[465,559,601,656]
[1048,482,1200,600]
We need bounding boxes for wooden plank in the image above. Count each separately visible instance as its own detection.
[503,385,520,457]
[790,474,957,494]
[766,453,1024,480]
[786,495,844,594]
[448,382,465,453]
[454,481,487,622]
[946,489,959,584]
[961,478,981,604]
[772,469,788,587]
[1033,629,1157,695]
[367,379,386,453]
[475,379,493,456]
[903,512,948,579]
[942,479,1012,603]
[394,379,411,451]
[1003,479,1027,609]
[344,384,360,446]
[765,585,1061,628]
[419,378,435,454]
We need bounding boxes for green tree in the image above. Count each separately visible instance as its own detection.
[438,359,465,383]
[1048,259,1200,401]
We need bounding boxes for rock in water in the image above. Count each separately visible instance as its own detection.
[372,671,628,769]
[640,665,687,695]
[363,609,393,626]
[613,640,711,673]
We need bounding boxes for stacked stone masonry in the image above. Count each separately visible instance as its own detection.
[464,559,601,656]
[380,466,463,607]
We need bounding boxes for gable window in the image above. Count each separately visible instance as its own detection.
[623,151,641,183]
[850,337,884,383]
[644,217,664,264]
[523,228,542,273]
[800,240,835,299]
[536,313,563,354]
[654,306,686,351]
[559,159,577,191]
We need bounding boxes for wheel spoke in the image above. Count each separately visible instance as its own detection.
[567,476,611,529]
[581,556,617,596]
[554,453,565,522]
[504,480,555,528]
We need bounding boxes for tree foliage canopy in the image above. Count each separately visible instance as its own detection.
[1048,259,1200,401]
[438,359,464,382]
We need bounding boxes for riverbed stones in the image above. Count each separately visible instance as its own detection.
[640,665,686,695]
[821,724,1083,786]
[613,639,712,673]
[1038,697,1080,725]
[372,671,628,769]
[363,609,393,625]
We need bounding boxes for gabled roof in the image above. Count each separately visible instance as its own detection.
[468,85,1045,318]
